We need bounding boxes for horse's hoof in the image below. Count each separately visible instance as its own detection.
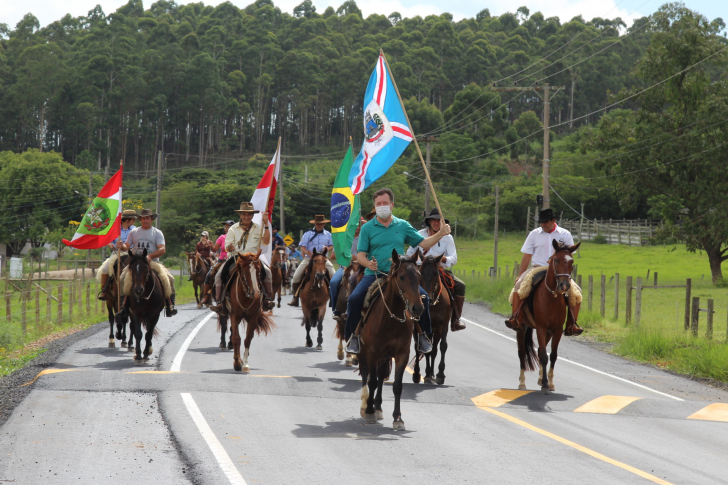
[242,365,250,374]
[148,347,153,355]
[115,332,122,340]
[345,358,353,367]
[360,408,367,418]
[120,339,126,346]
[541,387,552,395]
[228,342,233,350]
[108,340,115,348]
[423,376,432,384]
[197,303,202,309]
[375,410,383,421]
[315,345,322,351]
[365,413,377,424]
[127,346,134,352]
[518,384,527,390]
[412,374,420,384]
[305,341,312,348]
[219,344,227,351]
[351,356,359,366]
[277,303,281,308]
[234,360,243,372]
[549,384,555,392]
[538,378,542,386]
[337,350,344,360]
[133,357,143,364]
[393,420,405,431]
[435,376,445,385]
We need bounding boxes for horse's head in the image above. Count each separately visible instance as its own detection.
[389,249,424,319]
[129,248,152,299]
[418,250,444,299]
[311,248,328,284]
[272,247,286,268]
[186,250,199,273]
[551,240,580,293]
[236,252,262,300]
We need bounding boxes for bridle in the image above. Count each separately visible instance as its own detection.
[544,248,572,298]
[420,260,443,306]
[189,253,205,275]
[133,258,157,301]
[310,254,328,289]
[376,260,420,323]
[233,257,261,312]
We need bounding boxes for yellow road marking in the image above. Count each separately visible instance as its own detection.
[472,389,532,408]
[687,403,728,423]
[472,400,674,485]
[21,369,81,387]
[574,395,642,414]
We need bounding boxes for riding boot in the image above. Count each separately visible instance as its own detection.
[451,295,466,331]
[287,282,300,307]
[209,284,228,316]
[165,294,178,317]
[98,273,109,301]
[115,296,130,319]
[262,279,275,311]
[200,283,212,306]
[505,293,525,331]
[564,300,584,336]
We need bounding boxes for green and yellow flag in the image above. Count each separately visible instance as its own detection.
[330,143,360,266]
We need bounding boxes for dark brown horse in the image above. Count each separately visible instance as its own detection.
[517,240,580,394]
[186,250,210,309]
[412,251,452,385]
[300,248,330,350]
[270,246,287,308]
[334,258,363,362]
[227,252,275,372]
[125,248,165,362]
[358,249,422,430]
[104,255,131,349]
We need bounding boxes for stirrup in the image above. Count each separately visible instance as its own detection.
[564,324,584,336]
[97,292,107,301]
[345,334,360,354]
[505,317,523,331]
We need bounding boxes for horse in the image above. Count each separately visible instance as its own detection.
[102,255,132,349]
[299,248,330,350]
[226,252,275,372]
[412,251,452,385]
[186,250,210,308]
[358,249,422,430]
[334,259,363,363]
[286,259,299,290]
[517,240,580,394]
[270,246,287,308]
[124,248,165,362]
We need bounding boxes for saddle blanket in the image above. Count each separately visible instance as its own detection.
[120,261,174,298]
[508,265,582,307]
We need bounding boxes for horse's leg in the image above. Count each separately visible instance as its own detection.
[374,361,387,421]
[315,314,323,351]
[364,366,378,424]
[548,331,562,392]
[392,353,408,430]
[242,319,255,373]
[277,285,281,308]
[360,360,369,418]
[143,314,160,361]
[231,316,242,372]
[131,315,143,362]
[227,315,233,349]
[412,329,422,384]
[107,302,115,348]
[337,338,344,361]
[304,317,313,348]
[538,333,553,387]
[435,328,448,385]
[536,328,550,394]
[516,329,527,390]
[218,314,227,351]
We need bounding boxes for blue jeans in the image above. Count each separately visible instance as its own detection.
[344,274,431,341]
[329,266,345,309]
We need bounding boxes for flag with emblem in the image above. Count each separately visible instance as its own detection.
[348,53,414,195]
[331,142,361,266]
[63,166,123,249]
[251,140,281,265]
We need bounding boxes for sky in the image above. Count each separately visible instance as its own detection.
[0,0,723,32]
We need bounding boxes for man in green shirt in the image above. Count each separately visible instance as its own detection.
[345,188,451,355]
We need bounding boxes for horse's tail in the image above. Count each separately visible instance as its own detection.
[141,320,161,338]
[523,327,538,371]
[253,309,276,336]
[334,317,345,340]
[301,308,319,327]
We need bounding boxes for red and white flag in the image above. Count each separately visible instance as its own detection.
[251,143,281,265]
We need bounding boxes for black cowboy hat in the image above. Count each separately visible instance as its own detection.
[423,208,449,226]
[271,224,279,231]
[537,208,556,223]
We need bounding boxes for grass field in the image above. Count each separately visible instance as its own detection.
[453,234,728,383]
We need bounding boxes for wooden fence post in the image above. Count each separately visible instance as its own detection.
[506,265,509,278]
[4,274,10,320]
[625,276,633,325]
[57,284,63,324]
[86,283,90,314]
[35,283,40,329]
[46,282,52,324]
[600,274,606,318]
[706,299,713,340]
[613,273,620,320]
[684,278,692,331]
[94,279,99,313]
[77,279,82,315]
[653,272,658,287]
[577,274,582,289]
[588,275,593,312]
[21,280,27,336]
[69,278,74,319]
[635,277,643,327]
[691,296,700,336]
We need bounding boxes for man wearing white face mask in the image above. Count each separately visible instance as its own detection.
[344,188,452,355]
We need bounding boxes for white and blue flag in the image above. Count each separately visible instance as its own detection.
[349,54,413,194]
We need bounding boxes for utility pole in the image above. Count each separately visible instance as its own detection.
[88,173,93,263]
[156,150,162,229]
[492,82,564,209]
[417,136,438,213]
[279,164,285,235]
[494,186,499,278]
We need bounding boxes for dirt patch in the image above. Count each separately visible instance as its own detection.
[26,268,99,281]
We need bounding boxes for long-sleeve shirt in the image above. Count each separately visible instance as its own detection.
[111,225,134,246]
[226,222,263,256]
[405,228,457,268]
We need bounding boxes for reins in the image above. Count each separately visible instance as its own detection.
[375,261,419,323]
[132,259,158,302]
[544,248,572,298]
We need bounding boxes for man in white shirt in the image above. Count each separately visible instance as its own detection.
[506,208,583,336]
[406,208,466,331]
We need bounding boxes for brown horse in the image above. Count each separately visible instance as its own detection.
[517,240,580,394]
[270,246,287,308]
[186,250,210,308]
[413,251,452,385]
[104,255,131,349]
[124,248,165,362]
[358,249,422,430]
[227,252,275,372]
[334,259,363,363]
[300,248,330,350]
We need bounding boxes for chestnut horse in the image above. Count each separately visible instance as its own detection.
[227,252,275,372]
[358,250,422,430]
[517,240,580,394]
[186,250,210,308]
[300,248,330,350]
[270,246,287,308]
[413,251,452,385]
[124,248,165,362]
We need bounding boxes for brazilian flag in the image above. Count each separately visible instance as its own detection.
[331,143,361,267]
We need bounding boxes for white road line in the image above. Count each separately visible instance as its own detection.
[461,317,684,401]
[181,393,247,485]
[171,312,215,372]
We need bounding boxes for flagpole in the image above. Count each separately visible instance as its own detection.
[380,49,445,222]
[253,137,281,253]
[117,160,124,313]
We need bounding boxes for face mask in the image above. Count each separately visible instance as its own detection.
[375,205,392,219]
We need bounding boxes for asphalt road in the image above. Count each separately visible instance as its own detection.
[1,293,727,484]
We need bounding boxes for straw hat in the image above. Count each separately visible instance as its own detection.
[364,207,376,221]
[136,208,157,220]
[121,209,138,219]
[234,202,259,214]
[309,214,330,224]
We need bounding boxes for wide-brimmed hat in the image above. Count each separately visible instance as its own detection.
[223,219,236,226]
[423,208,449,226]
[309,215,330,224]
[121,209,138,219]
[136,209,157,220]
[537,208,556,223]
[234,202,259,214]
[364,207,376,221]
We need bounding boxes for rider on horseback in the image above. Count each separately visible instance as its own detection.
[98,209,137,300]
[209,202,276,315]
[330,215,366,323]
[505,208,584,336]
[345,188,452,355]
[200,220,234,306]
[287,215,336,307]
[405,208,467,332]
[271,225,288,284]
